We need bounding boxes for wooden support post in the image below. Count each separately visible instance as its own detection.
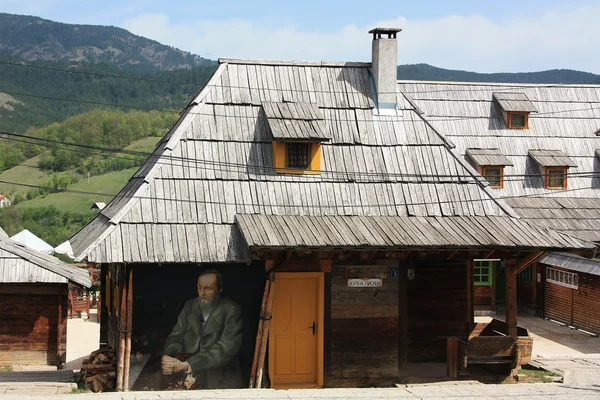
[265,260,275,272]
[466,259,474,331]
[249,280,270,388]
[57,289,63,366]
[446,337,458,378]
[505,260,518,340]
[116,281,128,391]
[319,259,332,273]
[123,270,133,391]
[398,263,409,379]
[256,273,275,388]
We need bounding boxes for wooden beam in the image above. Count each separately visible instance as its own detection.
[505,260,518,339]
[483,250,495,259]
[116,281,128,391]
[466,259,474,330]
[513,252,545,276]
[256,274,275,388]
[265,260,275,272]
[446,250,459,261]
[446,337,458,378]
[123,269,133,391]
[319,260,332,273]
[398,263,408,379]
[249,280,270,388]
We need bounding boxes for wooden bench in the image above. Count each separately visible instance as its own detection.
[447,336,517,378]
[68,286,91,319]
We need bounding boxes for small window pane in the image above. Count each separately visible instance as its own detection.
[287,143,310,169]
[484,167,502,187]
[547,169,566,189]
[510,113,526,128]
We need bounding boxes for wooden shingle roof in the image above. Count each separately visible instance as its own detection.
[466,148,513,166]
[492,92,537,113]
[71,61,594,263]
[0,236,91,286]
[398,81,600,241]
[236,214,591,251]
[540,252,600,276]
[528,149,577,168]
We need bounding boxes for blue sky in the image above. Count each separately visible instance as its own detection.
[2,0,600,73]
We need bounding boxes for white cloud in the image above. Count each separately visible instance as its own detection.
[123,5,600,74]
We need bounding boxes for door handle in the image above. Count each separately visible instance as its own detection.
[309,321,316,335]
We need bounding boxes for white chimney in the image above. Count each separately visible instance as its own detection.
[369,28,401,111]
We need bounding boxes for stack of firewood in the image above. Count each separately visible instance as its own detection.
[80,348,117,392]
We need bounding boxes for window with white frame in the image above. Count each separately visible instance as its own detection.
[547,267,578,289]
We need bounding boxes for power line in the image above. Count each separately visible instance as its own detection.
[2,86,600,127]
[0,60,211,85]
[3,59,598,96]
[1,129,598,183]
[0,174,594,212]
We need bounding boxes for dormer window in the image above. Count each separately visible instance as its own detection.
[528,149,577,190]
[262,102,330,174]
[482,166,503,188]
[493,92,537,130]
[507,112,528,129]
[286,143,310,169]
[545,167,567,189]
[466,148,513,189]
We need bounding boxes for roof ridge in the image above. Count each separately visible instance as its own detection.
[396,80,600,88]
[219,58,371,68]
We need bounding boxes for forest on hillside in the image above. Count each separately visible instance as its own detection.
[0,55,217,133]
[0,109,177,174]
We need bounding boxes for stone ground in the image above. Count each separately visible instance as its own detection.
[2,311,600,398]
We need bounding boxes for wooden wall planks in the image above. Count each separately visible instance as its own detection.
[0,283,67,365]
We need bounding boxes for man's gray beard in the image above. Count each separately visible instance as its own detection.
[199,293,219,315]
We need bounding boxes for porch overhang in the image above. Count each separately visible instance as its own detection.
[234,214,594,252]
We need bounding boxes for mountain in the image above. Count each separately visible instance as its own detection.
[397,63,600,84]
[0,13,213,72]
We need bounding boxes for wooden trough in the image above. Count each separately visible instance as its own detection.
[447,319,533,379]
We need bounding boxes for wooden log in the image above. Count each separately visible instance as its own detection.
[398,264,408,378]
[116,282,127,391]
[505,260,518,339]
[256,274,275,388]
[123,270,133,391]
[446,337,458,378]
[249,279,270,388]
[57,290,63,366]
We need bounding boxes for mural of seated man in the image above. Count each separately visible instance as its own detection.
[160,269,243,390]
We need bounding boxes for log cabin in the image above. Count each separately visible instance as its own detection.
[396,80,600,317]
[69,28,594,390]
[0,232,91,366]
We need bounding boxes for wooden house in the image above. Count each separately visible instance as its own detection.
[0,233,91,366]
[69,29,593,390]
[397,80,600,316]
[538,252,600,335]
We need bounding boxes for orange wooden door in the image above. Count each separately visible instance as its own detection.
[269,273,323,388]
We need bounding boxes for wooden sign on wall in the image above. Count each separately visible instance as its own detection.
[347,278,383,288]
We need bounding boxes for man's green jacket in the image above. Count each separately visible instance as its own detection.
[163,296,243,389]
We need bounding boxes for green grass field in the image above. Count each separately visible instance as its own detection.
[0,154,52,196]
[0,136,160,200]
[123,136,161,152]
[15,167,138,214]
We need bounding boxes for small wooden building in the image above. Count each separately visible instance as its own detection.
[70,28,592,390]
[538,252,600,334]
[0,234,91,366]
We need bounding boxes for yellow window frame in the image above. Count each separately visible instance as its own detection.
[272,141,322,175]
